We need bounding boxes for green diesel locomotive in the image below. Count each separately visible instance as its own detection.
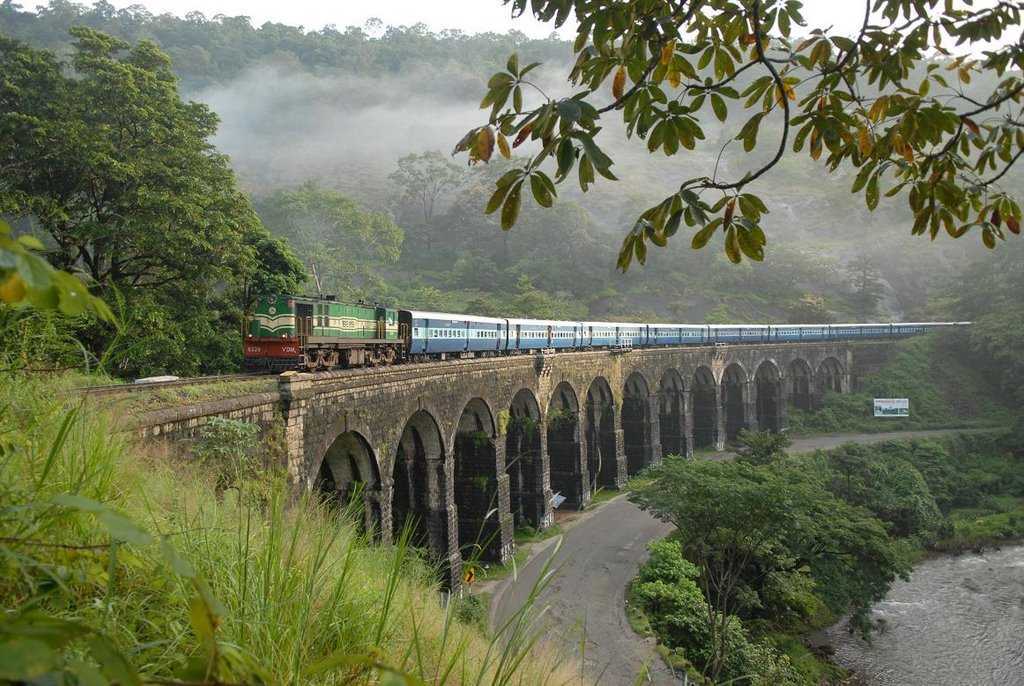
[244,295,403,371]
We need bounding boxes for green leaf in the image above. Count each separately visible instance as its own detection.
[485,184,512,215]
[576,134,614,173]
[737,228,764,261]
[737,113,765,153]
[982,227,996,248]
[691,221,720,249]
[70,659,109,686]
[52,493,107,512]
[87,635,141,686]
[665,210,683,238]
[0,638,59,680]
[724,228,742,263]
[189,596,216,648]
[97,510,153,546]
[617,234,635,271]
[15,251,54,290]
[865,174,880,210]
[557,99,582,123]
[711,94,728,122]
[161,537,196,578]
[16,234,45,250]
[556,138,575,178]
[501,182,523,230]
[634,235,647,264]
[529,174,554,208]
[507,52,519,75]
[851,163,875,193]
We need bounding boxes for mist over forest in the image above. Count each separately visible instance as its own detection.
[2,0,1021,332]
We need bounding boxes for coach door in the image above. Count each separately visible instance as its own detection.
[296,303,314,345]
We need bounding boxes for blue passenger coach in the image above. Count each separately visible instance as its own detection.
[400,310,505,357]
[583,322,617,348]
[398,309,968,362]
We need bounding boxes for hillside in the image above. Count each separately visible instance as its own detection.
[4,1,1017,329]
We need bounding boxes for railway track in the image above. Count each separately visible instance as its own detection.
[71,338,883,398]
[73,372,274,397]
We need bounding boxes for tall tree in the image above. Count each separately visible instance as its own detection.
[2,29,255,289]
[254,182,402,300]
[630,459,798,680]
[460,0,1024,268]
[0,30,303,375]
[388,151,466,257]
[950,238,1024,403]
[846,255,887,320]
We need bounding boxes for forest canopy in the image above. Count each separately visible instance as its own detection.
[1,1,1022,382]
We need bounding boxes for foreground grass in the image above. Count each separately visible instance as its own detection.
[0,373,578,685]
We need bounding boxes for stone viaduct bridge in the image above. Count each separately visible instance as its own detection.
[138,341,873,586]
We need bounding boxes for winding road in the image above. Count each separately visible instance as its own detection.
[489,429,983,685]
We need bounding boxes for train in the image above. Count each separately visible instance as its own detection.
[242,293,969,372]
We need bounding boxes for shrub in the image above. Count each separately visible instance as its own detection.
[451,592,488,631]
[192,416,262,495]
[735,429,792,465]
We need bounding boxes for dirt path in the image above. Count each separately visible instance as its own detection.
[488,428,985,684]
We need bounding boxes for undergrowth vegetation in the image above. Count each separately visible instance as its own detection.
[787,336,1011,435]
[628,430,1024,684]
[0,373,575,685]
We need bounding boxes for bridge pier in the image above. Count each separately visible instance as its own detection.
[657,377,688,459]
[682,387,694,458]
[505,399,553,531]
[613,428,628,488]
[646,394,663,467]
[434,455,462,589]
[531,421,555,529]
[714,389,726,451]
[453,430,513,566]
[548,408,589,511]
[744,380,759,434]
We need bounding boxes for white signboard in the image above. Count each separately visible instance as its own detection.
[874,398,910,418]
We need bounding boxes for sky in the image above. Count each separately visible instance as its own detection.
[95,0,877,39]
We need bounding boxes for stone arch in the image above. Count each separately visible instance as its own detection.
[585,376,620,490]
[659,369,688,458]
[816,356,845,399]
[754,360,783,433]
[392,410,446,555]
[547,381,586,509]
[623,371,656,474]
[721,362,749,443]
[692,366,719,449]
[315,430,382,536]
[788,358,813,411]
[453,397,509,564]
[505,388,545,529]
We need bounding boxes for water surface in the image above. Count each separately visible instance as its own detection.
[824,545,1024,685]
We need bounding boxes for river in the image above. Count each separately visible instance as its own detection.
[823,544,1024,685]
